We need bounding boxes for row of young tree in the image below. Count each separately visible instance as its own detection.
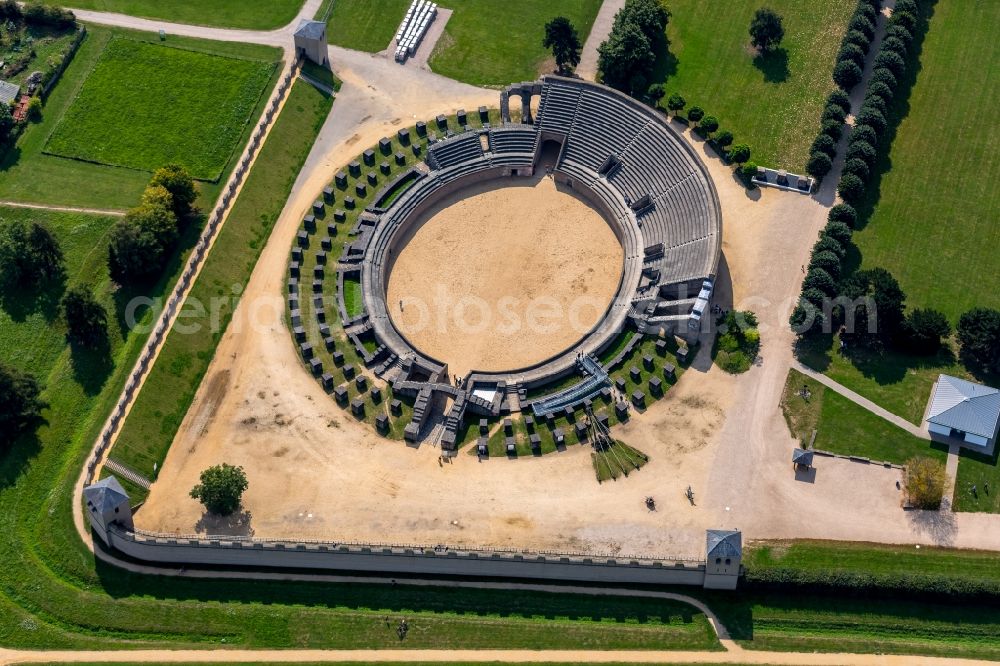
[653,92,756,175]
[806,0,919,180]
[0,165,197,447]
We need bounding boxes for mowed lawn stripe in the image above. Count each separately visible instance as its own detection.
[852,0,1000,322]
[44,37,275,181]
[109,80,333,476]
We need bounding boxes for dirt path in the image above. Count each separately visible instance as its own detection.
[0,200,126,216]
[3,647,997,665]
[576,0,625,81]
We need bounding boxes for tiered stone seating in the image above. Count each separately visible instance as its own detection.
[489,125,538,154]
[426,132,484,168]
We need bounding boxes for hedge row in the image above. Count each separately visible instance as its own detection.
[837,0,920,205]
[743,565,1000,603]
[805,0,880,180]
[792,0,922,332]
[661,93,756,179]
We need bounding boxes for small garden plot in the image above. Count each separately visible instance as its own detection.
[0,19,78,87]
[44,37,274,180]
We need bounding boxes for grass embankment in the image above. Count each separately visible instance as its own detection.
[109,80,333,480]
[780,368,945,465]
[660,0,855,169]
[45,37,275,180]
[0,26,281,209]
[65,0,304,30]
[428,0,602,86]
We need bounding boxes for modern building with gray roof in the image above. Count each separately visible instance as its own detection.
[0,80,20,105]
[926,374,1000,447]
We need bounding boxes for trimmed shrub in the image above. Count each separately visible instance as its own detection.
[801,287,828,308]
[814,235,845,259]
[885,24,913,46]
[874,49,906,78]
[838,172,866,204]
[826,88,852,114]
[890,10,917,33]
[828,203,857,227]
[880,36,908,57]
[851,124,878,147]
[806,151,833,179]
[700,115,719,134]
[822,103,847,124]
[729,143,751,164]
[714,130,734,148]
[846,139,877,167]
[895,0,919,15]
[837,42,867,68]
[842,29,870,51]
[820,119,844,142]
[809,250,842,279]
[666,92,686,115]
[842,157,870,182]
[867,81,895,105]
[687,105,704,124]
[823,220,853,246]
[854,2,879,23]
[870,67,898,90]
[833,60,863,90]
[810,133,837,158]
[803,267,837,296]
[856,107,887,135]
[862,93,888,117]
[848,14,875,40]
[740,161,758,178]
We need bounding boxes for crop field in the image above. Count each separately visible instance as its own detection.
[64,0,304,30]
[44,37,275,181]
[850,1,1000,323]
[660,0,854,170]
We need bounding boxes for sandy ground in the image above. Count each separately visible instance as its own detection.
[386,174,622,376]
[133,25,1000,555]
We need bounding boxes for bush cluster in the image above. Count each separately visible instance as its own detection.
[805,0,882,180]
[107,164,198,285]
[0,0,76,29]
[658,93,754,179]
[714,310,760,374]
[743,566,1000,603]
[597,0,671,96]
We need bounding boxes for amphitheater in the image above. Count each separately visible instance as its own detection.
[292,75,722,451]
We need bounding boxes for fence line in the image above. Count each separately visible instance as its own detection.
[84,56,305,487]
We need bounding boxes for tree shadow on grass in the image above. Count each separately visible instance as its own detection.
[752,47,789,83]
[0,272,66,324]
[0,421,45,490]
[69,335,113,397]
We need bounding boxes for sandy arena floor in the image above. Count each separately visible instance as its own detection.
[386,175,622,376]
[133,67,1000,557]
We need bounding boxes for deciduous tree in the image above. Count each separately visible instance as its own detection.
[543,16,582,75]
[190,463,249,516]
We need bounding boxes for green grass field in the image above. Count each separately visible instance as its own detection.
[323,0,410,52]
[428,0,603,86]
[108,80,333,477]
[0,27,281,209]
[850,1,1000,323]
[796,335,973,425]
[659,0,854,169]
[65,0,304,29]
[0,208,116,378]
[954,442,1000,513]
[45,37,275,181]
[780,369,946,465]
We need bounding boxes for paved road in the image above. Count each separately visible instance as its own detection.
[576,0,625,81]
[69,0,324,49]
